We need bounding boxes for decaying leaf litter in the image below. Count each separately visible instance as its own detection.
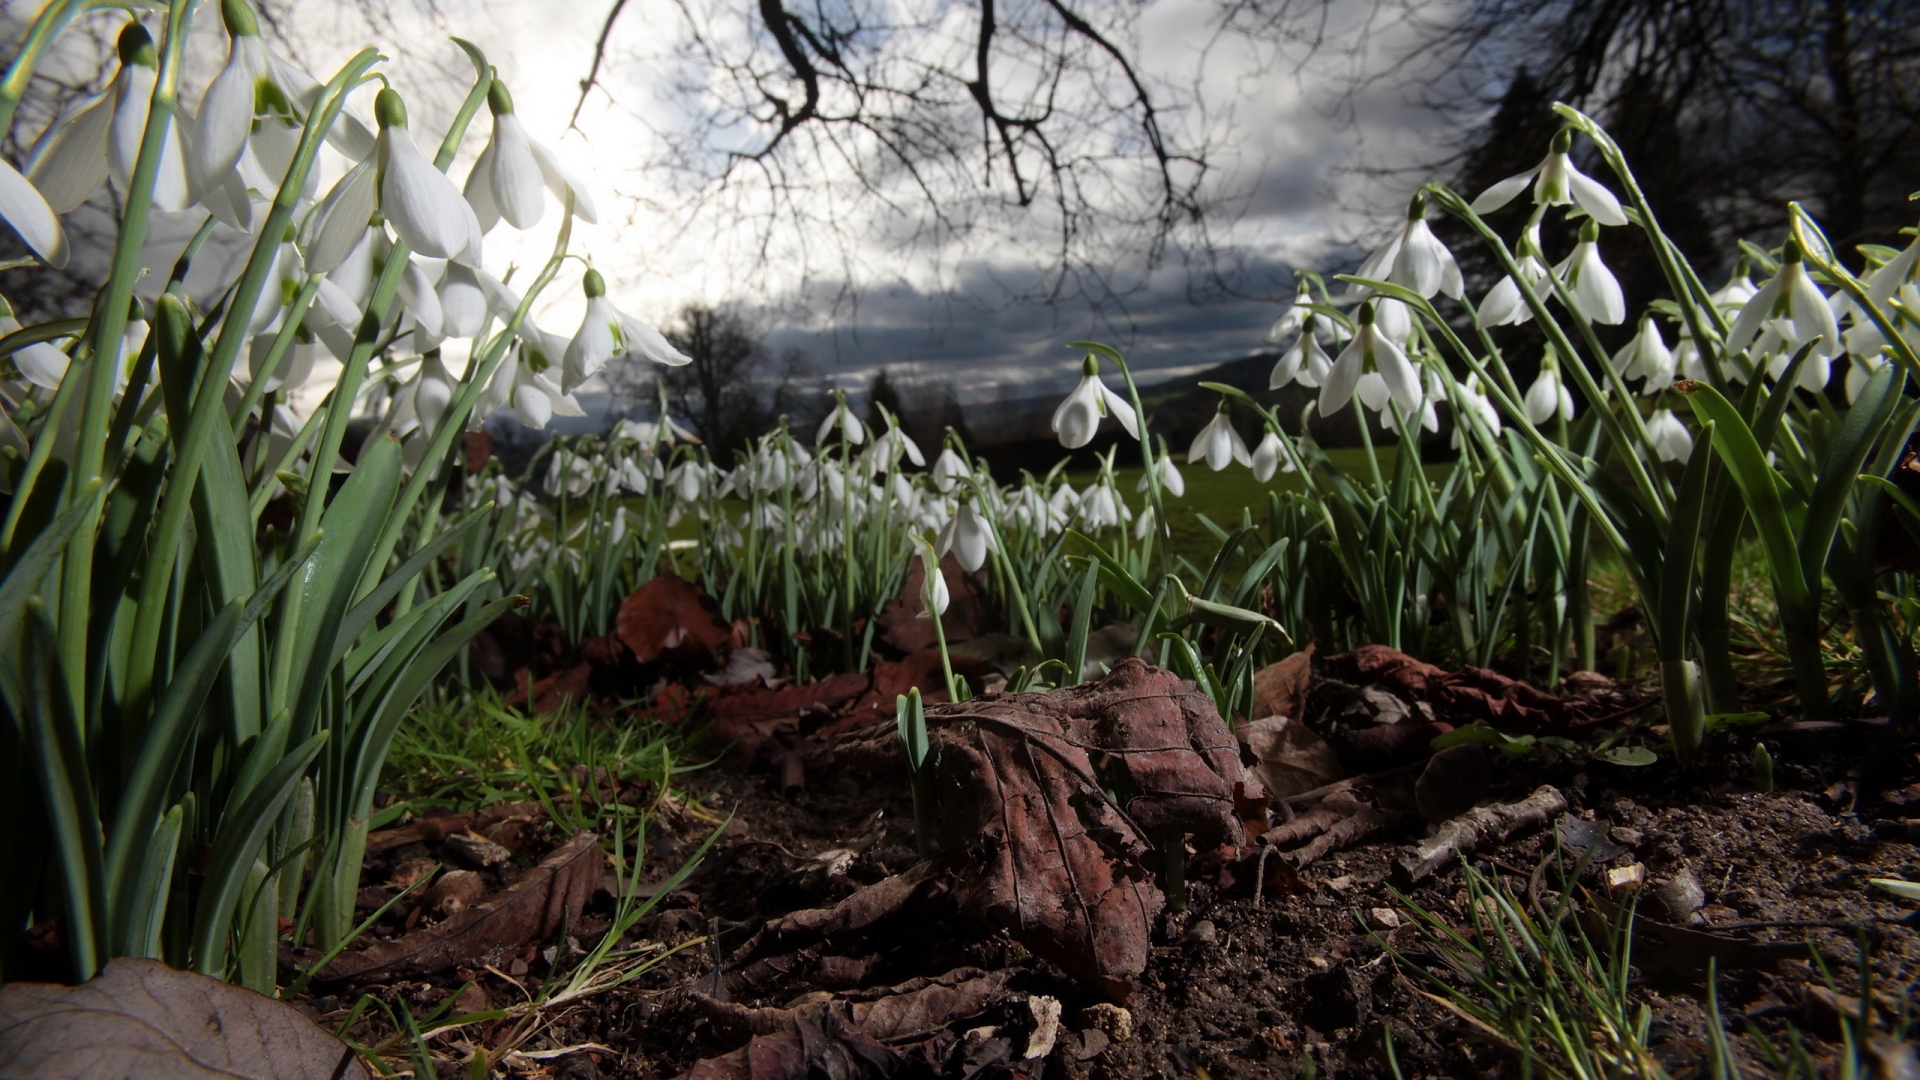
[193,570,1919,1079]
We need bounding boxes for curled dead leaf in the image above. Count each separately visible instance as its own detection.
[618,575,732,664]
[0,958,369,1080]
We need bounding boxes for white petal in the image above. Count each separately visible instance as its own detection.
[529,141,598,223]
[1525,371,1557,426]
[380,129,477,260]
[463,138,501,234]
[486,114,548,230]
[29,93,112,213]
[619,312,692,366]
[1723,275,1783,357]
[1469,165,1540,215]
[16,341,70,389]
[511,381,552,428]
[1319,338,1364,415]
[397,257,444,339]
[191,43,256,195]
[305,158,378,274]
[1100,383,1139,439]
[108,66,153,193]
[1566,166,1628,227]
[438,263,488,337]
[0,158,68,267]
[1373,335,1423,413]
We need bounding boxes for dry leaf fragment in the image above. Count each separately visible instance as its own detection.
[0,958,369,1080]
[319,832,600,984]
[1242,714,1344,801]
[618,574,732,663]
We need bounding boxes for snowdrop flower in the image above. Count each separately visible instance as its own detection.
[1137,448,1185,497]
[1476,225,1550,328]
[1320,302,1423,417]
[1646,409,1693,463]
[1077,479,1131,530]
[465,79,598,232]
[1372,296,1415,346]
[669,459,711,504]
[562,268,690,392]
[1250,426,1290,482]
[373,89,483,264]
[863,412,926,475]
[1271,314,1334,389]
[1709,265,1756,313]
[1188,401,1252,471]
[1724,240,1841,363]
[191,0,369,211]
[1450,374,1502,449]
[0,159,66,267]
[1352,192,1463,300]
[1612,316,1675,392]
[1051,355,1138,449]
[937,499,997,573]
[30,23,191,215]
[1264,280,1314,344]
[1469,129,1628,227]
[911,534,949,619]
[931,446,969,492]
[545,452,595,498]
[1553,220,1626,325]
[13,336,73,391]
[1759,320,1833,391]
[438,263,489,339]
[408,351,457,441]
[1524,349,1576,425]
[816,391,866,446]
[1675,329,1711,383]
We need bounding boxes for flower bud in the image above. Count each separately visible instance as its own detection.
[221,0,259,37]
[487,78,516,116]
[375,88,408,130]
[118,22,156,68]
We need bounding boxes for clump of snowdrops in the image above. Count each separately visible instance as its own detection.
[0,0,693,989]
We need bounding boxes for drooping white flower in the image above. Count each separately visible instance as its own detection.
[1051,355,1138,449]
[192,0,369,210]
[816,391,866,446]
[1709,266,1757,313]
[463,79,597,232]
[1250,427,1289,482]
[1381,370,1442,433]
[1646,408,1693,463]
[1350,192,1464,300]
[1450,374,1502,449]
[1137,449,1185,497]
[0,158,67,267]
[931,446,969,492]
[562,268,691,391]
[911,534,949,618]
[863,412,926,475]
[438,263,489,339]
[1552,220,1626,325]
[1264,280,1314,344]
[1077,476,1131,530]
[1613,316,1674,393]
[1188,402,1252,471]
[1476,225,1550,328]
[30,22,191,215]
[1469,128,1629,227]
[373,89,483,264]
[1724,240,1842,363]
[409,351,457,441]
[1320,302,1423,417]
[1271,314,1334,389]
[936,499,998,573]
[1524,350,1576,425]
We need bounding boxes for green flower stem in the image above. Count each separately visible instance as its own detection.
[59,0,199,713]
[229,276,322,431]
[1072,341,1173,587]
[118,47,380,728]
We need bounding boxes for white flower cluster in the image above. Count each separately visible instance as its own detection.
[0,0,692,466]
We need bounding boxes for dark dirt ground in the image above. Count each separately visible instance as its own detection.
[301,695,1920,1080]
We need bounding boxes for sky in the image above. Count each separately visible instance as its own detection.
[7,0,1465,419]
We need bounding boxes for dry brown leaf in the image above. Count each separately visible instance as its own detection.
[0,958,369,1080]
[618,575,732,664]
[319,832,601,984]
[1241,715,1343,800]
[877,551,982,651]
[1250,647,1315,722]
[929,658,1254,999]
